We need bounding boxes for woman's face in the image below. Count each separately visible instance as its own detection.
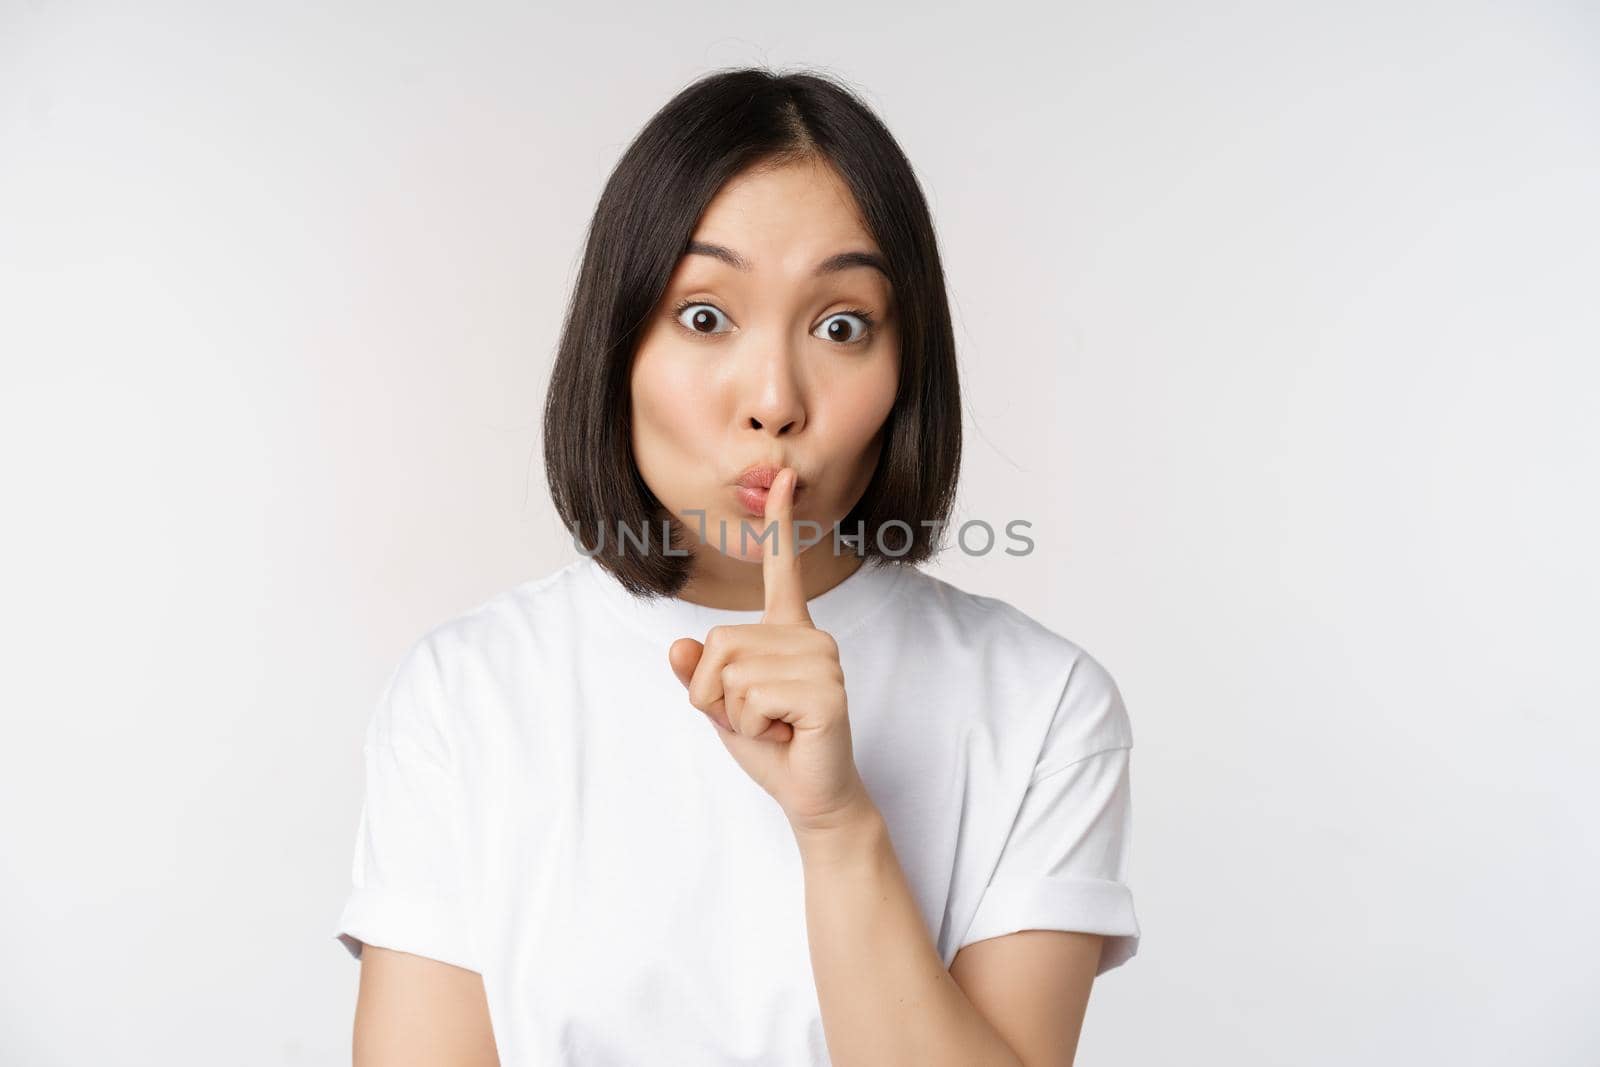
[630,157,900,566]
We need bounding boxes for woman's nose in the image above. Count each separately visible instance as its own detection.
[740,347,806,436]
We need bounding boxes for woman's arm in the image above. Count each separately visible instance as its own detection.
[794,796,1101,1067]
[351,946,499,1066]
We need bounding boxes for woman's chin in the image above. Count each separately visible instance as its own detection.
[683,508,826,564]
[695,513,770,563]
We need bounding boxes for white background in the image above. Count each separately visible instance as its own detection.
[2,2,1596,1063]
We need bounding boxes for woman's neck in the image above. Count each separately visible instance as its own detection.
[675,543,866,611]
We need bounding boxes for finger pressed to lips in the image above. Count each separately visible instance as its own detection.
[761,468,813,626]
[677,466,813,743]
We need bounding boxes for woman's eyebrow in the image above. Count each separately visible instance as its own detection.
[685,241,890,282]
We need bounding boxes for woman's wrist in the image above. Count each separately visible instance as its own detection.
[790,785,888,867]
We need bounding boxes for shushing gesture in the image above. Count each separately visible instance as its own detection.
[667,468,871,835]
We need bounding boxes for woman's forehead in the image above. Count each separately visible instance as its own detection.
[696,163,876,253]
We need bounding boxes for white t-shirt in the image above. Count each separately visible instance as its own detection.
[335,554,1140,1064]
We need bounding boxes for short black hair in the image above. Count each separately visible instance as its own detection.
[542,66,962,598]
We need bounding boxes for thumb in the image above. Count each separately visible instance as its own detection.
[667,637,703,689]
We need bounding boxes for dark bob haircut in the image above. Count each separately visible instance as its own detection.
[542,66,962,599]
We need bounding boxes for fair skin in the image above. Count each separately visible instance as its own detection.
[630,155,898,614]
[350,158,1102,1065]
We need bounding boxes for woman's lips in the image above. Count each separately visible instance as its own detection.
[732,482,802,518]
[734,484,769,517]
[732,464,803,518]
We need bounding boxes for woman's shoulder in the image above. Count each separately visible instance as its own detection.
[364,561,594,752]
[893,565,1097,663]
[893,565,1133,747]
[392,559,593,683]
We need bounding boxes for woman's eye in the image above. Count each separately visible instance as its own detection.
[674,302,732,336]
[814,311,874,345]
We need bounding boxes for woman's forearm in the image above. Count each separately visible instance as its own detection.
[792,797,1024,1067]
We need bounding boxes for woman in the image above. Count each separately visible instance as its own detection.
[335,67,1140,1066]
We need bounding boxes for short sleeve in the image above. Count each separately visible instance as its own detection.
[333,635,481,973]
[959,652,1141,976]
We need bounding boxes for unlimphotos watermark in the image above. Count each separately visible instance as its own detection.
[569,511,1036,559]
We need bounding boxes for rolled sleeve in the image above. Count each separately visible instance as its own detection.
[333,637,481,973]
[960,746,1140,975]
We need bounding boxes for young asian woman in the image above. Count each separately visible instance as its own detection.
[336,66,1140,1067]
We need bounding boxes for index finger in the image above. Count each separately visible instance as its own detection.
[761,467,813,626]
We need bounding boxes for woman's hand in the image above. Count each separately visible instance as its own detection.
[667,468,872,834]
